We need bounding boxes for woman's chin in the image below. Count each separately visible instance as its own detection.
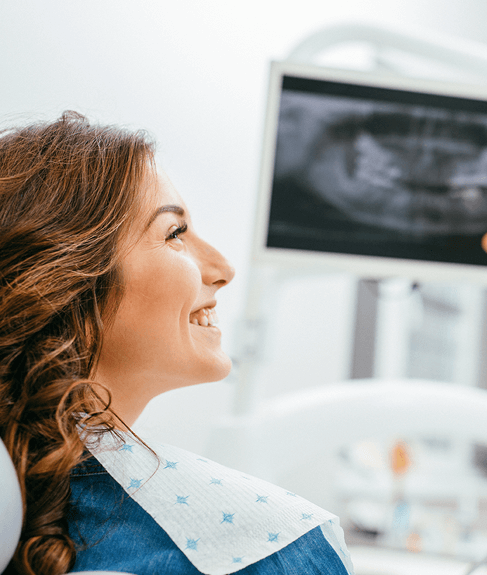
[203,350,233,383]
[194,349,232,383]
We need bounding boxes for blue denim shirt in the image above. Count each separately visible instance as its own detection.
[68,456,349,574]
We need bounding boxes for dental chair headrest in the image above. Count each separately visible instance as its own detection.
[0,438,22,574]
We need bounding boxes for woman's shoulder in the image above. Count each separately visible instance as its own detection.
[91,437,351,566]
[69,461,348,574]
[69,458,349,574]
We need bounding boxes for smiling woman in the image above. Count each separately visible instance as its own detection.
[95,171,235,425]
[0,112,353,575]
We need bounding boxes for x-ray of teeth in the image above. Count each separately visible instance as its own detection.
[274,92,487,236]
[267,81,487,267]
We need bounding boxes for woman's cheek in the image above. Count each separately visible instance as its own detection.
[133,249,197,299]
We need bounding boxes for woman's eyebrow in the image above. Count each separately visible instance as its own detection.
[147,204,185,228]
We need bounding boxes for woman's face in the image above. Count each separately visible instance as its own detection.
[95,170,235,423]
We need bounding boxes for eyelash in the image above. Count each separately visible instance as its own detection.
[166,221,188,242]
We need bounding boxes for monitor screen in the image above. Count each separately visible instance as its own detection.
[254,61,487,283]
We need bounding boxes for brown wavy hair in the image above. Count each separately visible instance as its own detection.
[0,111,155,574]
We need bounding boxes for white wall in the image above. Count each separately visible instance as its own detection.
[2,0,487,450]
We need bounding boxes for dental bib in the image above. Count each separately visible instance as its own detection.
[86,430,354,575]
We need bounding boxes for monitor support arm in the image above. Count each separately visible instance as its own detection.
[286,22,487,79]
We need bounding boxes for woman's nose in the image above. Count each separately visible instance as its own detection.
[197,239,235,287]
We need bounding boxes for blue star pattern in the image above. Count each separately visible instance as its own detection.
[267,532,280,543]
[88,431,354,575]
[221,512,235,524]
[127,478,142,489]
[185,538,199,551]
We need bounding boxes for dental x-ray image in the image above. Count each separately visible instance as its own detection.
[268,75,487,266]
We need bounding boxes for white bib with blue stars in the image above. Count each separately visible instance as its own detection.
[86,430,354,575]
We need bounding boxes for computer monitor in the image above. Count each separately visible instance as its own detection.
[253,60,487,283]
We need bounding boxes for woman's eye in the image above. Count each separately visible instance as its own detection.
[166,222,188,242]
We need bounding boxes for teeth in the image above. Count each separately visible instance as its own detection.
[208,309,219,326]
[189,307,219,327]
